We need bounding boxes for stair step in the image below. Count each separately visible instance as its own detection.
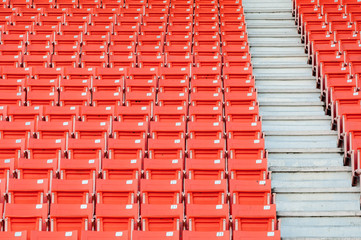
[267,148,343,153]
[265,131,337,136]
[280,216,361,238]
[272,171,352,188]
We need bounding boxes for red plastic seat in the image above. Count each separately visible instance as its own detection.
[16,158,57,180]
[59,158,100,180]
[7,178,49,204]
[227,139,265,159]
[43,106,80,122]
[133,231,179,240]
[96,179,138,204]
[233,230,281,240]
[59,91,91,106]
[80,106,115,122]
[150,121,186,139]
[148,139,185,159]
[4,203,47,232]
[187,204,229,231]
[189,106,223,122]
[81,55,108,68]
[141,204,183,231]
[141,179,182,204]
[95,204,138,231]
[144,158,183,180]
[81,231,129,239]
[232,204,277,232]
[0,158,14,180]
[227,121,262,140]
[26,78,58,95]
[50,204,93,231]
[0,231,27,240]
[125,91,155,107]
[26,91,58,106]
[102,159,141,180]
[225,105,259,122]
[51,179,93,204]
[183,231,230,240]
[190,92,223,107]
[67,138,105,159]
[186,159,226,180]
[36,121,72,139]
[228,157,268,181]
[187,139,225,159]
[0,138,25,160]
[112,121,148,139]
[27,138,65,159]
[74,121,110,139]
[0,121,34,139]
[107,138,145,160]
[109,55,136,68]
[188,122,223,140]
[30,231,78,240]
[185,179,227,205]
[230,179,271,206]
[116,105,151,122]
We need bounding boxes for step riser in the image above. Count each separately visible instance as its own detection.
[280,217,361,238]
[266,135,338,149]
[247,28,299,35]
[250,46,305,53]
[272,172,352,188]
[256,81,316,88]
[252,57,308,64]
[276,192,360,211]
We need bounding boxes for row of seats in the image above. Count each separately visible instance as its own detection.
[0,137,265,159]
[0,203,277,232]
[1,230,278,240]
[1,157,266,181]
[0,105,258,122]
[294,0,361,185]
[0,120,261,139]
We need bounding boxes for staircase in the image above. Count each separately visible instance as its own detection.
[242,0,361,238]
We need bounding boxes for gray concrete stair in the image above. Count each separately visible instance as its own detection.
[243,0,361,238]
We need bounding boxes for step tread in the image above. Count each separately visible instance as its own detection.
[257,89,320,93]
[274,187,360,193]
[278,211,361,217]
[260,101,324,106]
[262,115,331,120]
[270,166,352,172]
[265,131,337,136]
[267,148,343,153]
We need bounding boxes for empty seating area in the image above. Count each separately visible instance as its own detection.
[0,0,282,239]
[294,0,361,185]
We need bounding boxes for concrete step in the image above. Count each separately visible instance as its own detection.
[256,80,316,89]
[251,55,308,64]
[276,192,360,211]
[267,148,343,154]
[243,1,292,8]
[268,151,344,167]
[244,8,292,13]
[247,27,299,35]
[246,19,296,26]
[266,134,338,149]
[271,169,352,188]
[258,92,320,102]
[250,45,305,54]
[280,216,361,238]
